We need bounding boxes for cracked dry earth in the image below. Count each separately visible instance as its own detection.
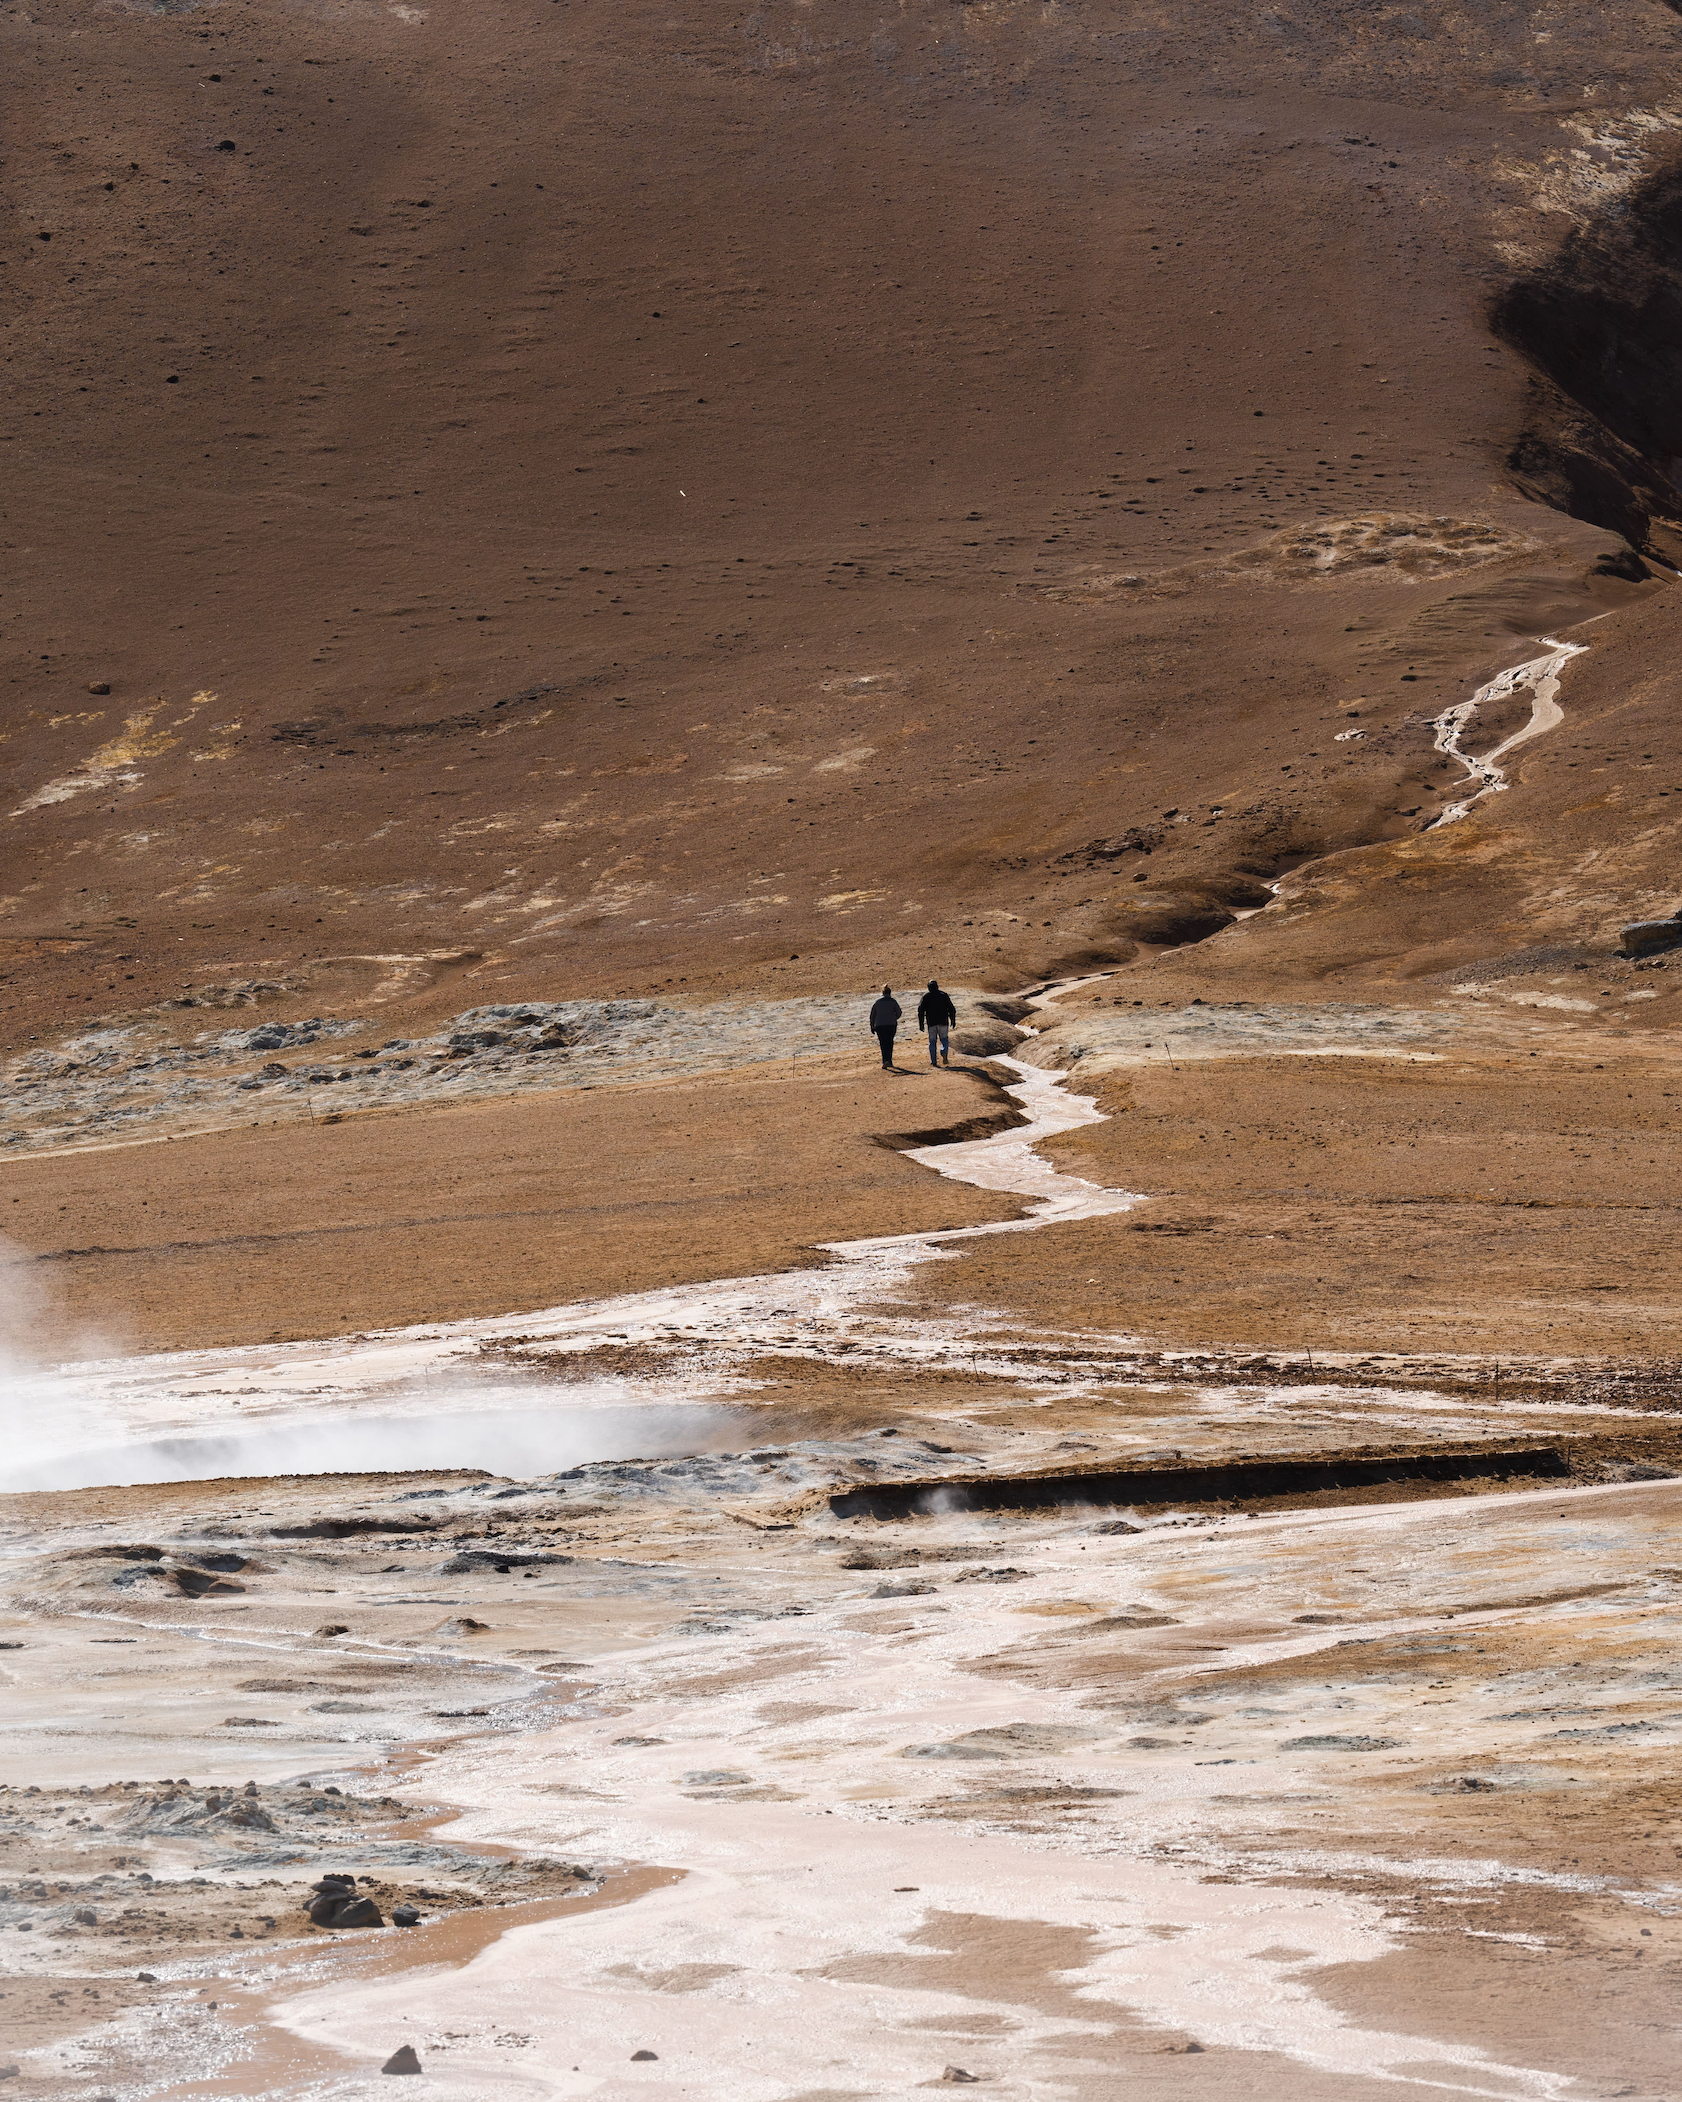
[7,1452,1682,2100]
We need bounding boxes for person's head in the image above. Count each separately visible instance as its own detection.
[928,979,939,991]
[882,985,892,996]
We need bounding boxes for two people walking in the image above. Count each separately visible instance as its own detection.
[869,980,957,1071]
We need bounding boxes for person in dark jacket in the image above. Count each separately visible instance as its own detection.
[868,986,901,1069]
[917,980,956,1066]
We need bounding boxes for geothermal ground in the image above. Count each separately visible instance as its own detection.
[9,0,1682,2094]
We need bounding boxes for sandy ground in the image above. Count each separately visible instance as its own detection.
[1,1055,1020,1353]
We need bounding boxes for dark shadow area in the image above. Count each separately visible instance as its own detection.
[830,1441,1569,1518]
[1495,156,1682,556]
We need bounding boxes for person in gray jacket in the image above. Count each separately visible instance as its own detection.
[868,987,901,1069]
[917,980,956,1066]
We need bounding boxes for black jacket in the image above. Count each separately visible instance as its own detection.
[917,989,957,1029]
[869,995,902,1033]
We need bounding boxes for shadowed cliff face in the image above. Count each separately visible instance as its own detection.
[1497,158,1682,557]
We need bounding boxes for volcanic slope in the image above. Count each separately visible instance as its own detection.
[6,0,1682,1040]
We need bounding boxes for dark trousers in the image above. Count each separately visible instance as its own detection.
[875,1028,896,1068]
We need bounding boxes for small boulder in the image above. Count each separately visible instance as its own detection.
[315,1623,350,1638]
[381,2044,423,2075]
[1620,916,1682,958]
[308,1880,383,1929]
[942,2068,980,2084]
[630,2050,658,2061]
[73,1907,97,1926]
[391,1903,421,1927]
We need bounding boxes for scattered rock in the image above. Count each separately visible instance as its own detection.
[433,1617,490,1636]
[87,680,110,695]
[942,2067,980,2083]
[381,2044,423,2075]
[73,1906,97,1925]
[391,1903,421,1926]
[136,1971,157,1982]
[680,1769,752,1787]
[315,1623,351,1638]
[1090,1517,1145,1534]
[872,1581,936,1598]
[223,1717,280,1728]
[631,2049,659,2061]
[1281,1733,1402,1752]
[1600,1459,1678,1482]
[952,1567,1031,1584]
[440,1550,573,1574]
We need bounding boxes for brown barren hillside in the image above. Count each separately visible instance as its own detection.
[5,0,1682,1036]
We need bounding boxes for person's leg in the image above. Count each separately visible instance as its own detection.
[878,1029,895,1069]
[928,1025,940,1066]
[939,1024,950,1065]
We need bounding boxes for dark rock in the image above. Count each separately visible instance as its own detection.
[1620,916,1682,957]
[315,1623,350,1637]
[73,1907,97,1925]
[391,1904,421,1926]
[952,1567,1031,1584]
[631,2050,658,2061]
[1281,1733,1402,1752]
[942,2067,980,2083]
[311,1874,357,1894]
[171,1566,245,1597]
[1090,1518,1145,1535]
[273,1516,438,1539]
[381,2044,423,2075]
[311,1891,384,1929]
[440,1550,573,1574]
[87,681,110,695]
[871,1581,936,1598]
[136,1971,157,1982]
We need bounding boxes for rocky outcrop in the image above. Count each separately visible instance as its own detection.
[1619,916,1682,957]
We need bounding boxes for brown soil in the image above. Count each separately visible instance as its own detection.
[5,0,1682,1035]
[905,1050,1682,1360]
[4,1055,1016,1351]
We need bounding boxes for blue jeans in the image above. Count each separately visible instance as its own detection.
[927,1024,949,1064]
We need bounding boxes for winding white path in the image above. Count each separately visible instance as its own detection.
[1429,637,1587,827]
[5,997,1142,1492]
